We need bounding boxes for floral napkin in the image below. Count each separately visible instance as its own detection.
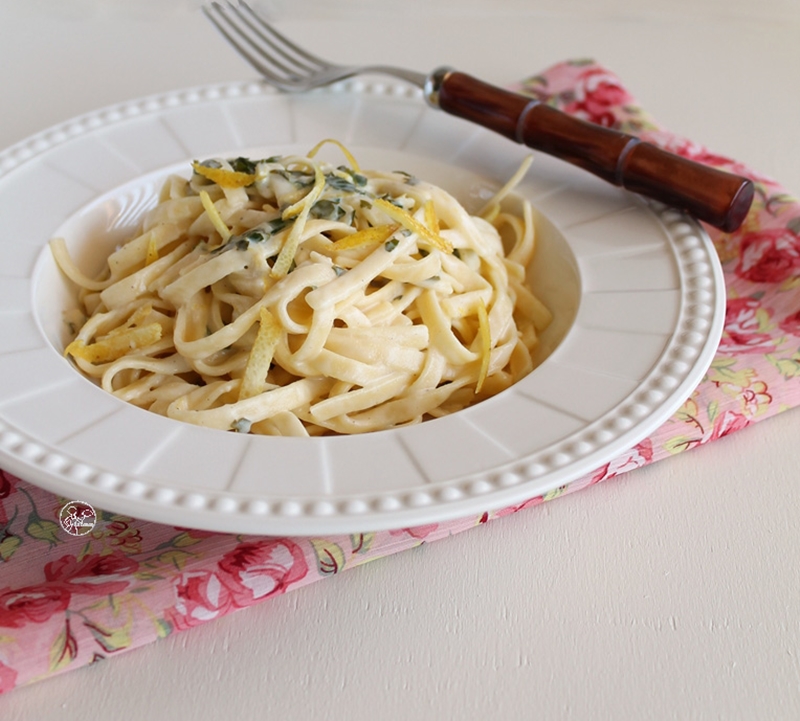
[1,59,799,694]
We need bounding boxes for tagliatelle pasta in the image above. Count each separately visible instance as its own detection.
[51,141,552,436]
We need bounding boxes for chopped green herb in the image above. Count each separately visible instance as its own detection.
[333,265,347,276]
[228,157,258,174]
[385,238,400,252]
[310,199,346,221]
[246,229,268,243]
[335,166,366,188]
[380,194,405,208]
[216,218,292,255]
[268,218,291,234]
[392,170,418,185]
[325,174,360,193]
[276,169,314,187]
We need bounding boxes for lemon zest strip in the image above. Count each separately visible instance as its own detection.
[423,199,441,235]
[329,224,399,252]
[65,324,162,364]
[307,138,361,172]
[199,190,232,242]
[192,162,256,189]
[238,308,282,401]
[373,198,453,253]
[475,299,491,393]
[271,163,326,277]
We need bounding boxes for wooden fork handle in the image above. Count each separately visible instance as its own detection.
[433,70,754,232]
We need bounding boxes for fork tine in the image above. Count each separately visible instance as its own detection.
[205,2,326,84]
[218,2,321,78]
[202,3,290,84]
[206,1,334,85]
[204,1,427,92]
[237,2,333,72]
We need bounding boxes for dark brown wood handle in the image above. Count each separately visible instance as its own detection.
[436,71,754,232]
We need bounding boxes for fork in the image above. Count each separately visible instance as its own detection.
[203,1,754,232]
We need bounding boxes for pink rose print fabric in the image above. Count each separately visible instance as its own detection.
[1,60,800,693]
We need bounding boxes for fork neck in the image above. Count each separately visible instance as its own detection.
[423,67,454,108]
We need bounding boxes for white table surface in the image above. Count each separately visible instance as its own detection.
[2,1,800,719]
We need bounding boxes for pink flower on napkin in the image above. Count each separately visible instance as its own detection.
[589,439,654,484]
[0,585,71,628]
[102,518,144,556]
[44,551,139,596]
[739,383,772,418]
[565,67,632,127]
[217,539,308,607]
[709,410,751,440]
[736,227,800,283]
[166,570,233,631]
[719,297,775,354]
[780,309,800,335]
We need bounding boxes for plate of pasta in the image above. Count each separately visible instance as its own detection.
[0,80,724,534]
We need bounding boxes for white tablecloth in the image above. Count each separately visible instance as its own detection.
[1,1,799,718]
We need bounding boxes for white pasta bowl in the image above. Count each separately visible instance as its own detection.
[0,80,724,534]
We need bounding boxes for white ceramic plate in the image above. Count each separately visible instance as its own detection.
[0,80,724,535]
